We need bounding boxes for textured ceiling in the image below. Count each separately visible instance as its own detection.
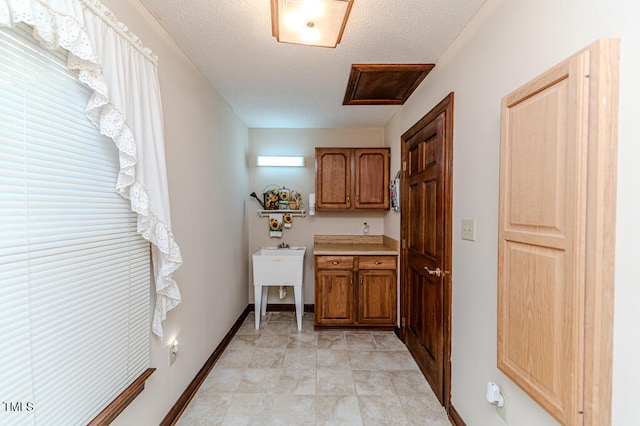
[139,0,486,128]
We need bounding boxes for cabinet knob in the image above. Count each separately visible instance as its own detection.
[374,261,382,265]
[331,261,340,265]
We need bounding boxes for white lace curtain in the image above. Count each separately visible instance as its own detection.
[0,0,182,338]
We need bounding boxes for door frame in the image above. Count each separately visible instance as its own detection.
[399,92,454,410]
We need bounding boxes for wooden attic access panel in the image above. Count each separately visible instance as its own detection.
[497,39,618,425]
[343,64,434,105]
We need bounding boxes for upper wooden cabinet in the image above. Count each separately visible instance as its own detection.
[315,148,390,210]
[353,149,390,209]
[315,148,351,209]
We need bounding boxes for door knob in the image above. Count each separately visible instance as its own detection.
[424,266,444,278]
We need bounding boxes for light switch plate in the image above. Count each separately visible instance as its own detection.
[462,218,476,241]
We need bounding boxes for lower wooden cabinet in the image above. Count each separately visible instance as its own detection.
[315,270,355,325]
[358,269,396,325]
[315,255,397,327]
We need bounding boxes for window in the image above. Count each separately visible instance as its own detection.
[0,23,151,425]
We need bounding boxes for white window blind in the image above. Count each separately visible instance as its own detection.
[0,23,151,425]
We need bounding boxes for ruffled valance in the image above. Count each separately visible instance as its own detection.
[0,0,182,338]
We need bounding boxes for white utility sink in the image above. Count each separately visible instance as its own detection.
[255,247,306,257]
[252,247,306,330]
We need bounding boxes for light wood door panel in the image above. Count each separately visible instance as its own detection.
[503,77,572,249]
[503,242,568,412]
[498,39,619,425]
[499,53,587,425]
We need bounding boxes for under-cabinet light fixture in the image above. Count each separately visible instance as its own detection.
[270,0,354,48]
[256,156,305,167]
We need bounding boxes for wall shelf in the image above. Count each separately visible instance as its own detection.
[257,209,306,218]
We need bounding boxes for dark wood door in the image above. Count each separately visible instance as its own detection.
[401,94,453,406]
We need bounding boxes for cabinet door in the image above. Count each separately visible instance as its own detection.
[358,269,396,325]
[315,148,351,209]
[499,55,582,424]
[315,270,355,325]
[354,148,390,209]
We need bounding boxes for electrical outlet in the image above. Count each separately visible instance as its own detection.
[497,391,507,422]
[169,339,179,366]
[461,218,476,241]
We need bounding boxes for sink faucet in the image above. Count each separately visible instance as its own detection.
[277,242,290,249]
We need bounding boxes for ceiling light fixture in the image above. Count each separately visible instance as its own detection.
[270,0,354,48]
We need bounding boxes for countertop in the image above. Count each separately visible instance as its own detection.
[313,235,399,256]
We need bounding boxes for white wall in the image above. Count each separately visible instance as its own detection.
[248,128,387,305]
[100,1,250,425]
[384,0,640,424]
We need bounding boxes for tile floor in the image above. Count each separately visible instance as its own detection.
[177,311,450,425]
